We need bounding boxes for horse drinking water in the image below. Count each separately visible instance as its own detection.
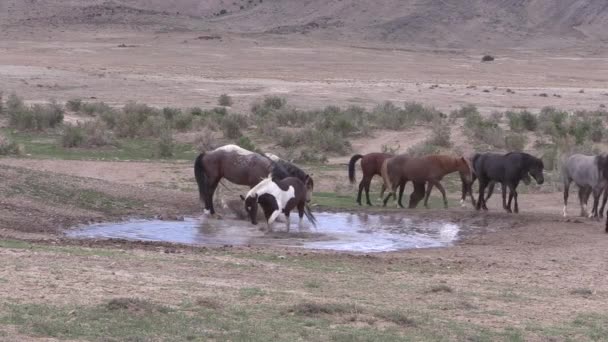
[562,153,608,218]
[194,145,313,215]
[473,152,544,213]
[241,175,316,232]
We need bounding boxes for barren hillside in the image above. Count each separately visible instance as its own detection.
[1,0,607,49]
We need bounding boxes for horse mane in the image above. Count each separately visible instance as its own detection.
[246,174,274,198]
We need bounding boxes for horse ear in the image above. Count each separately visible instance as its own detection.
[240,195,246,201]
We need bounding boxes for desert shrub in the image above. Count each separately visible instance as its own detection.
[190,107,204,116]
[371,101,403,129]
[538,106,568,137]
[303,127,351,154]
[162,107,181,121]
[466,113,505,148]
[541,146,559,171]
[403,102,441,123]
[218,94,233,107]
[0,91,3,115]
[590,121,604,143]
[61,121,115,148]
[450,104,479,119]
[504,133,526,151]
[81,101,113,116]
[100,110,120,129]
[568,118,592,145]
[507,111,537,132]
[172,111,193,131]
[381,143,401,154]
[211,107,227,117]
[490,111,503,123]
[61,125,85,148]
[114,103,162,138]
[428,124,452,148]
[482,55,495,62]
[295,148,328,164]
[193,128,216,152]
[7,96,64,131]
[66,98,82,112]
[156,128,174,158]
[0,134,20,155]
[219,114,249,139]
[123,101,158,118]
[236,136,256,151]
[263,96,286,110]
[278,131,298,147]
[407,141,439,156]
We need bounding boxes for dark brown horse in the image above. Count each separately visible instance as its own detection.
[194,145,313,215]
[348,153,394,206]
[381,154,472,208]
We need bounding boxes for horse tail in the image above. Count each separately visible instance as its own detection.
[348,154,363,184]
[194,153,207,204]
[380,158,393,194]
[304,204,317,228]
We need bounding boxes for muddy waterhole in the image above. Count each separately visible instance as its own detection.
[65,212,473,253]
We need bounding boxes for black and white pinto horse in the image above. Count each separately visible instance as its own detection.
[241,175,317,232]
[473,152,545,213]
[562,153,608,219]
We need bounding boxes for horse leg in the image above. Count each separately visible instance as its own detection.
[508,183,519,214]
[502,182,512,213]
[429,180,448,209]
[600,185,608,218]
[397,182,406,208]
[356,179,365,206]
[486,181,496,201]
[424,183,434,209]
[364,176,373,206]
[206,179,220,215]
[578,187,589,217]
[476,180,487,211]
[284,211,291,232]
[591,187,602,220]
[298,202,305,229]
[563,179,571,217]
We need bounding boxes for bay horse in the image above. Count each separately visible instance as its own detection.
[348,153,393,206]
[381,154,472,208]
[474,152,544,213]
[241,175,316,232]
[562,154,608,218]
[194,145,313,215]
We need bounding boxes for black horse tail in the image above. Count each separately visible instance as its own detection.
[304,204,318,228]
[348,154,363,184]
[194,153,207,205]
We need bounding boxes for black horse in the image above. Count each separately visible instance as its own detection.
[473,152,545,213]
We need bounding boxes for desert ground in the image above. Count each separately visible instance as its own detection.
[2,1,608,341]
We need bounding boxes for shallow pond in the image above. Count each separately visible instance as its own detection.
[67,212,464,253]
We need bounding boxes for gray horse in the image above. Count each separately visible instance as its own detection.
[562,154,608,218]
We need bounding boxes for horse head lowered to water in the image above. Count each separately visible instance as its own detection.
[194,145,313,215]
[241,175,316,232]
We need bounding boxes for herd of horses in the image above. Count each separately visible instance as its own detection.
[194,144,608,233]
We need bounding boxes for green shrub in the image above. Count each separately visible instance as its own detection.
[0,91,3,115]
[428,124,452,148]
[263,96,286,110]
[190,107,204,116]
[590,120,604,143]
[7,95,64,131]
[278,131,298,147]
[381,143,401,154]
[218,94,233,107]
[0,134,20,155]
[504,133,526,151]
[220,114,247,139]
[466,113,505,148]
[236,136,255,151]
[538,107,568,137]
[450,104,479,119]
[156,128,174,158]
[81,102,112,116]
[407,141,439,156]
[162,107,181,121]
[66,98,82,112]
[61,125,85,148]
[295,148,328,164]
[173,111,193,131]
[568,118,592,145]
[507,111,537,132]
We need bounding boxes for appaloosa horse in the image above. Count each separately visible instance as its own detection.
[562,153,608,218]
[194,145,313,215]
[381,154,472,208]
[348,153,393,206]
[241,175,316,232]
[474,152,544,213]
